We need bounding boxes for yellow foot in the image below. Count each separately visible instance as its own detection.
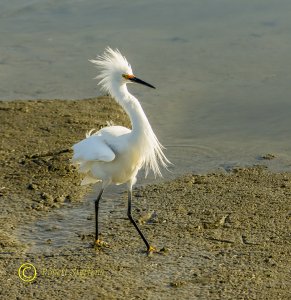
[147,245,157,255]
[94,239,109,248]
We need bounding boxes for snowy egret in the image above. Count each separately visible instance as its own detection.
[72,47,170,253]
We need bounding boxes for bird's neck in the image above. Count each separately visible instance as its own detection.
[110,83,169,177]
[112,84,152,135]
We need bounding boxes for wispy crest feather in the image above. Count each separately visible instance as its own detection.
[89,47,133,93]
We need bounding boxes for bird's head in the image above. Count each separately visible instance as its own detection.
[89,47,155,93]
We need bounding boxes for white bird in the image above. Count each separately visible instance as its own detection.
[71,47,170,253]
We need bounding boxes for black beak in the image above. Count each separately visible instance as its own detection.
[129,76,156,89]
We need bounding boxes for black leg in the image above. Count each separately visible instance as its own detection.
[95,188,104,242]
[127,190,154,252]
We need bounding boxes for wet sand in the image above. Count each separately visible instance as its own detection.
[0,97,290,299]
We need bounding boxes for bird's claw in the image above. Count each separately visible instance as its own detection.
[147,246,169,256]
[94,239,109,249]
[147,245,157,255]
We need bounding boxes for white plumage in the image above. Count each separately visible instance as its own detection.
[72,47,169,188]
[71,47,170,252]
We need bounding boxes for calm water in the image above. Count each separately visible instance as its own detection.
[5,0,291,252]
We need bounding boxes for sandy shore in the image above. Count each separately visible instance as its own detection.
[0,98,290,299]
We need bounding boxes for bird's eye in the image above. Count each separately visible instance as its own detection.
[122,74,128,79]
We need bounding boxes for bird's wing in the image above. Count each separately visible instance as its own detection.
[72,135,115,163]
